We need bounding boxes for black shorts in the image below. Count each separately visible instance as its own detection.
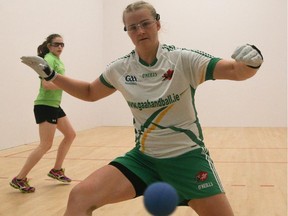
[34,105,66,124]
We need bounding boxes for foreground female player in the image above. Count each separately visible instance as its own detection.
[21,1,263,215]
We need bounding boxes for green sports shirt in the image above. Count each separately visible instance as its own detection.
[34,53,65,107]
[101,44,221,158]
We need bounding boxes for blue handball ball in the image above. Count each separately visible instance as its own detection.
[143,182,179,216]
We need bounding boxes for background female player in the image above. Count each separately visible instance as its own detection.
[21,1,263,215]
[10,34,76,193]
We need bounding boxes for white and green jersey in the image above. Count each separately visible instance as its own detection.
[100,44,221,158]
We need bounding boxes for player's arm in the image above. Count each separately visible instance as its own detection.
[21,56,116,101]
[42,79,62,90]
[52,74,116,102]
[213,44,263,81]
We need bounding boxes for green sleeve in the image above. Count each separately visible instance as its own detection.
[205,58,222,80]
[99,74,115,89]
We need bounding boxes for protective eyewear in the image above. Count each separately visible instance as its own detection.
[51,42,65,48]
[124,13,160,32]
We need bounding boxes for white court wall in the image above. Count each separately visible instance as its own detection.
[0,0,104,149]
[0,0,286,150]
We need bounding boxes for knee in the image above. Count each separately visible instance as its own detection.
[67,183,97,213]
[67,185,80,204]
[65,130,76,142]
[39,142,53,152]
[67,185,84,209]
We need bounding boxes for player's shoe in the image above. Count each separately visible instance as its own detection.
[47,168,71,183]
[10,177,35,193]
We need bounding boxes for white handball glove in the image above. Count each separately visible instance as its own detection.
[21,56,57,81]
[231,44,263,69]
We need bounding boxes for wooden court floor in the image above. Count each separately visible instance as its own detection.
[0,127,287,216]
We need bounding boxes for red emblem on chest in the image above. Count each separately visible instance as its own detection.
[162,69,174,80]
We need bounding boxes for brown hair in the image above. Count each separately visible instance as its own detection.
[37,34,62,58]
[122,1,159,24]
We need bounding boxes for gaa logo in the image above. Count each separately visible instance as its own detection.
[125,75,137,85]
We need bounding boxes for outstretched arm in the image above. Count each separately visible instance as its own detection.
[20,56,116,101]
[52,74,116,102]
[214,60,258,80]
[214,44,263,81]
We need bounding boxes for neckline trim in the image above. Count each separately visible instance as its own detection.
[139,57,158,67]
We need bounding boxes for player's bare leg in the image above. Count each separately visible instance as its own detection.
[188,193,234,216]
[54,116,76,170]
[16,122,57,179]
[63,165,136,216]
